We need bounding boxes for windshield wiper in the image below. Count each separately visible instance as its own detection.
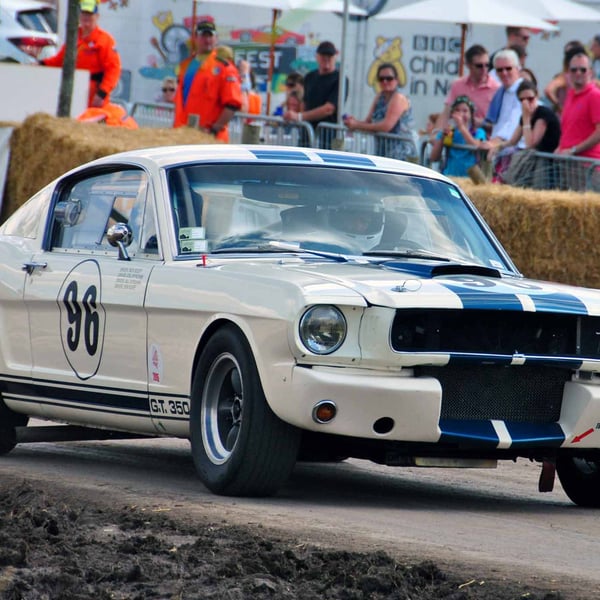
[363,250,452,262]
[266,241,354,262]
[211,241,356,263]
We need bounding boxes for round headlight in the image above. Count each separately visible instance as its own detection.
[299,305,347,355]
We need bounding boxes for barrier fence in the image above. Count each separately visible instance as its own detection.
[228,113,315,147]
[130,102,175,128]
[128,102,600,192]
[420,139,600,192]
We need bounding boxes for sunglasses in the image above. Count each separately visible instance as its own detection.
[285,82,297,87]
[519,96,536,102]
[378,75,395,82]
[162,87,176,93]
[570,67,588,73]
[471,63,488,69]
[496,66,514,73]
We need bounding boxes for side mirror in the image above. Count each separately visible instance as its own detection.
[107,222,133,261]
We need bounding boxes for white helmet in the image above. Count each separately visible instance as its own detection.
[322,200,385,252]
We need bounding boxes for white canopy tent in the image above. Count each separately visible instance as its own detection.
[374,0,559,76]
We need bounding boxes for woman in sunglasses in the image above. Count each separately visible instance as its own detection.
[489,80,560,158]
[343,63,417,161]
[158,76,177,104]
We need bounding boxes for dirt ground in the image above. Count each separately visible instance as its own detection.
[0,475,571,600]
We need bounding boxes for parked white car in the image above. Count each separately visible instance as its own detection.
[2,144,600,506]
[0,0,57,64]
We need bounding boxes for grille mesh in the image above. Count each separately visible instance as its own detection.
[417,365,567,423]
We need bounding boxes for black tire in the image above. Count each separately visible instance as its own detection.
[0,400,28,456]
[190,325,300,497]
[556,456,600,507]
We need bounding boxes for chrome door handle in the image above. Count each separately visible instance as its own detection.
[22,262,48,275]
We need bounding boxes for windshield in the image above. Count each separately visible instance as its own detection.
[166,163,511,270]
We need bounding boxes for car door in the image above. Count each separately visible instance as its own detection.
[23,167,161,434]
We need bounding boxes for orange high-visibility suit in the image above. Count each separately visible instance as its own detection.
[174,49,242,142]
[41,26,121,108]
[246,91,262,115]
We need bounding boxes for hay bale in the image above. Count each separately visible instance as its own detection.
[457,180,600,288]
[2,112,217,221]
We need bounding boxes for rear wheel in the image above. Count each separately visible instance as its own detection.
[0,400,28,456]
[190,325,300,496]
[556,456,600,507]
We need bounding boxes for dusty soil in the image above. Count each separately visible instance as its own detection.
[0,475,568,600]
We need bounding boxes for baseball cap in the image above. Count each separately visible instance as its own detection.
[316,41,337,56]
[80,0,98,13]
[196,20,216,35]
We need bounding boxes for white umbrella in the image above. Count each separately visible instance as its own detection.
[504,0,600,21]
[374,0,559,75]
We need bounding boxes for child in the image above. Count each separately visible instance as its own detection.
[429,96,487,177]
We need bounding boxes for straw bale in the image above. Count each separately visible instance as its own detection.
[456,179,600,288]
[2,112,217,221]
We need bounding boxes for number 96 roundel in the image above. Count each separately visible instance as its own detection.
[58,260,106,380]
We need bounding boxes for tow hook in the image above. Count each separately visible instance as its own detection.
[538,459,556,493]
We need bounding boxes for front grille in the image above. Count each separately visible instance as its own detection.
[416,364,568,423]
[391,309,600,359]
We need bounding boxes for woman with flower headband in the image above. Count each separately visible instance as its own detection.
[343,63,417,161]
[429,95,487,177]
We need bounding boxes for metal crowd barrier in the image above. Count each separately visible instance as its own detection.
[130,102,174,128]
[314,122,419,160]
[420,138,600,191]
[228,112,316,147]
[122,104,600,191]
[498,151,600,192]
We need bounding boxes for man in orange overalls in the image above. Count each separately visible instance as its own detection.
[173,20,242,142]
[40,0,121,108]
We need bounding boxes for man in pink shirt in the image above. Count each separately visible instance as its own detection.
[557,51,600,159]
[436,44,500,131]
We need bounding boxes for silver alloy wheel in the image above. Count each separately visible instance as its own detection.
[201,352,243,465]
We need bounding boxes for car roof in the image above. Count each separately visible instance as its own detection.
[83,145,451,181]
[1,0,54,11]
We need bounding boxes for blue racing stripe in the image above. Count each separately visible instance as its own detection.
[316,153,375,166]
[440,279,590,315]
[524,356,584,369]
[447,353,513,365]
[441,284,523,310]
[532,293,588,314]
[504,421,565,448]
[250,149,311,161]
[439,419,499,446]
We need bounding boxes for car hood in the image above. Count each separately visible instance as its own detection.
[213,258,600,316]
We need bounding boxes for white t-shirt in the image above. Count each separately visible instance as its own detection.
[492,78,524,145]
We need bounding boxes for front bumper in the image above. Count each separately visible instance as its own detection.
[273,366,600,450]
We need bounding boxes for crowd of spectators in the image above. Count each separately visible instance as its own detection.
[421,29,600,189]
[50,5,600,190]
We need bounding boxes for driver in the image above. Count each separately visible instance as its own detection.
[321,200,385,252]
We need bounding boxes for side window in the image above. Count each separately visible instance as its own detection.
[50,169,150,254]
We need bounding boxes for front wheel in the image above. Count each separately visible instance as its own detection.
[556,456,600,507]
[190,325,300,496]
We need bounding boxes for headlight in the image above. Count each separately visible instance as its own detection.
[299,305,347,355]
